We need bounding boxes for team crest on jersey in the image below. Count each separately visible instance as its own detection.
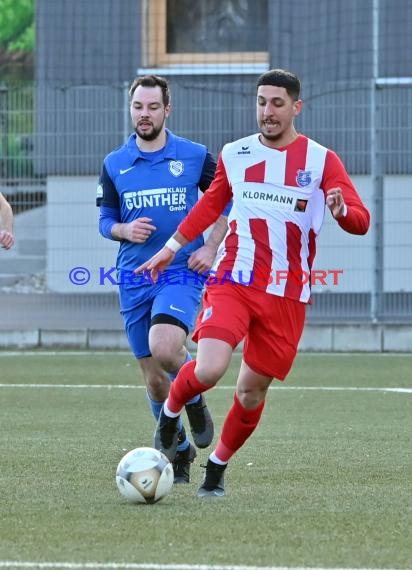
[296,169,312,187]
[169,160,184,177]
[201,306,213,322]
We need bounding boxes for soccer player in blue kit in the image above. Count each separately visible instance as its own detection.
[98,75,229,483]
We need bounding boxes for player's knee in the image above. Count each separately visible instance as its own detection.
[145,375,169,401]
[236,388,266,410]
[194,361,225,386]
[150,344,181,372]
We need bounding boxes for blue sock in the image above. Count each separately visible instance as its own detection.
[167,352,200,406]
[145,390,189,452]
[146,392,163,421]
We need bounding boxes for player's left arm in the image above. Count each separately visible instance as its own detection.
[322,151,370,235]
[135,153,232,280]
[188,150,229,272]
[188,214,228,272]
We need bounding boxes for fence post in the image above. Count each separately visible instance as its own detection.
[123,81,130,141]
[370,0,384,322]
[0,83,8,181]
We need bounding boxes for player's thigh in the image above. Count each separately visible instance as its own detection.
[120,286,154,359]
[235,359,273,407]
[123,311,151,358]
[195,337,234,385]
[151,281,203,334]
[193,283,251,349]
[149,322,187,359]
[244,294,306,380]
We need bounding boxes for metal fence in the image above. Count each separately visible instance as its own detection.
[0,81,46,209]
[1,79,412,323]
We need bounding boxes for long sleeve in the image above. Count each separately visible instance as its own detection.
[178,154,233,241]
[99,206,120,240]
[322,151,370,235]
[98,162,121,240]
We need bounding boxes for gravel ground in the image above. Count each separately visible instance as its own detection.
[0,272,48,294]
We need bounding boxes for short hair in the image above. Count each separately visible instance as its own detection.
[256,69,301,101]
[129,75,171,106]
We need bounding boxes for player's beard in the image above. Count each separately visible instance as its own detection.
[259,121,284,143]
[135,118,165,141]
[261,132,283,144]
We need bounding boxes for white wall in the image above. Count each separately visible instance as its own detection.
[47,176,119,293]
[46,175,412,294]
[313,175,373,293]
[383,176,412,291]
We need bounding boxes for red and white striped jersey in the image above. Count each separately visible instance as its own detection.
[179,133,370,303]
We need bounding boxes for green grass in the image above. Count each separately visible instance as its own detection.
[0,352,411,568]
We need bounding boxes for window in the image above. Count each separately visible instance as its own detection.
[143,0,268,68]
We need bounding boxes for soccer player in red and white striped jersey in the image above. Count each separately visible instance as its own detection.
[135,69,370,497]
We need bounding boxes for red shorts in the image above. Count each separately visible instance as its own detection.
[192,283,306,380]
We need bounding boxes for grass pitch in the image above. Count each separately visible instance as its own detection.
[0,351,411,569]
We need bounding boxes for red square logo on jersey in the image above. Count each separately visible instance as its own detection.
[294,199,308,212]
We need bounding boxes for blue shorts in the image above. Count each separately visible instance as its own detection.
[119,278,204,359]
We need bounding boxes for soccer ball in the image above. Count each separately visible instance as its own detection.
[116,447,174,504]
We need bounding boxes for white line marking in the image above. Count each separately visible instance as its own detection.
[0,384,411,393]
[0,351,131,357]
[0,351,412,358]
[0,560,406,570]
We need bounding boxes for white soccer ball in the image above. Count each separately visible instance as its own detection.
[116,447,174,504]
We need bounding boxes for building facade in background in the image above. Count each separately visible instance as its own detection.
[18,0,412,321]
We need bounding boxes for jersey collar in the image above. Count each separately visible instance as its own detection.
[126,129,178,163]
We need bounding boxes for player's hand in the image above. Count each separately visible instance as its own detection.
[326,188,346,219]
[0,230,14,250]
[134,247,176,282]
[122,218,156,243]
[187,244,217,273]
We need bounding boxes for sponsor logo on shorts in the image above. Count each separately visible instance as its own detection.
[169,304,185,314]
[202,307,213,322]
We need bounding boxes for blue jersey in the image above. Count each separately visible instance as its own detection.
[98,129,217,274]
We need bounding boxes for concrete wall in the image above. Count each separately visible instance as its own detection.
[46,176,118,293]
[47,174,412,295]
[312,176,372,293]
[1,324,412,352]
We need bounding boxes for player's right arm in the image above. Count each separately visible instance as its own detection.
[98,163,156,243]
[134,232,188,280]
[135,154,232,279]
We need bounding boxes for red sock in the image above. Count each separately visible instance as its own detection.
[215,393,265,462]
[167,360,212,413]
